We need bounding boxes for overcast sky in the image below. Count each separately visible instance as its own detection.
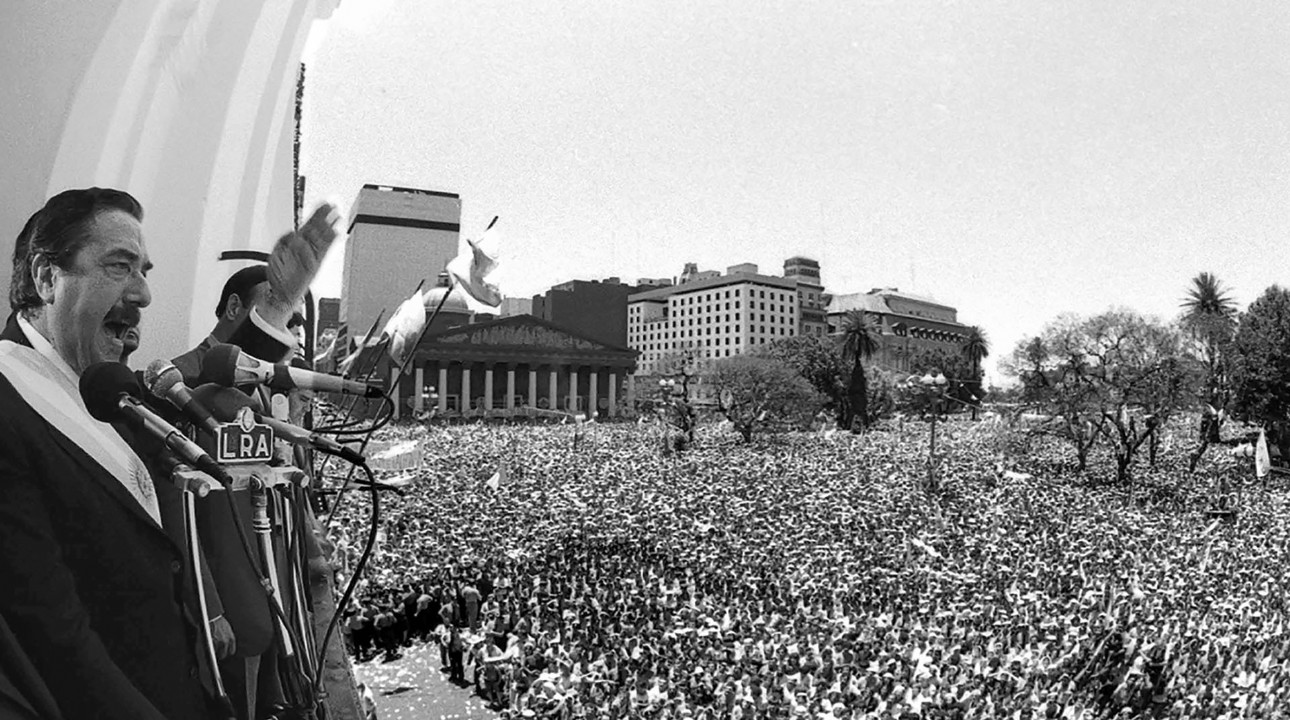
[301,0,1290,384]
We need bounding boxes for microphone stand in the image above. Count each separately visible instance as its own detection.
[176,467,235,718]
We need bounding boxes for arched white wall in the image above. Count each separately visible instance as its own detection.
[1,0,339,363]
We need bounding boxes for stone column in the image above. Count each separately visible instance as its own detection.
[462,364,472,411]
[568,365,579,415]
[390,365,400,420]
[626,374,637,408]
[548,366,558,410]
[506,365,516,410]
[528,367,538,408]
[589,367,599,419]
[484,365,495,410]
[413,366,424,413]
[437,365,448,413]
[608,371,618,417]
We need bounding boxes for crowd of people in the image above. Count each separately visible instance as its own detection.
[327,417,1290,719]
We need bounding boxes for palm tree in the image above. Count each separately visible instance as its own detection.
[838,310,880,430]
[1181,272,1238,444]
[960,326,990,420]
[1181,272,1237,323]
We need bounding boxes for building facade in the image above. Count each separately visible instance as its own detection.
[531,279,633,348]
[783,256,829,337]
[628,266,801,375]
[355,284,639,419]
[340,184,461,337]
[827,288,971,372]
[316,297,341,335]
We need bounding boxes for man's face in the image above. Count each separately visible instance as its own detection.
[36,209,151,374]
[225,281,270,326]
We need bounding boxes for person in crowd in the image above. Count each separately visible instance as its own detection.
[0,188,217,719]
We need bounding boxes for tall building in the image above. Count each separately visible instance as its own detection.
[827,288,971,372]
[340,184,461,337]
[532,278,633,348]
[628,263,800,375]
[783,256,829,337]
[316,297,341,335]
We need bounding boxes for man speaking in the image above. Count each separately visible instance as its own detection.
[0,188,216,719]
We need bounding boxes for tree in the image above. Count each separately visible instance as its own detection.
[1229,286,1290,458]
[1181,272,1238,321]
[646,347,704,450]
[1004,310,1197,482]
[757,336,848,427]
[1179,272,1238,465]
[960,326,990,419]
[706,356,822,442]
[838,310,880,431]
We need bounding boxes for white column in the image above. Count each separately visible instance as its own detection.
[484,365,495,410]
[548,366,558,410]
[462,364,472,411]
[608,372,618,417]
[390,366,401,420]
[506,366,516,410]
[589,368,599,419]
[528,368,537,408]
[568,366,579,414]
[438,365,448,412]
[414,366,424,413]
[626,374,637,407]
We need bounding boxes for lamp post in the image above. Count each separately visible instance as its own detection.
[907,372,950,490]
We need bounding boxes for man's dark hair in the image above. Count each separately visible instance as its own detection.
[215,265,268,318]
[10,187,144,313]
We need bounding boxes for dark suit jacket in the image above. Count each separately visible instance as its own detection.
[0,612,60,719]
[0,315,214,720]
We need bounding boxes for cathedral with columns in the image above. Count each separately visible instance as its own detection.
[366,284,639,420]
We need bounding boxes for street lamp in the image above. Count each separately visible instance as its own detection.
[907,371,951,490]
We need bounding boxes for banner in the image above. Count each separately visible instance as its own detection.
[366,440,423,474]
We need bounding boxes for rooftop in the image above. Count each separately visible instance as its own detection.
[629,272,797,302]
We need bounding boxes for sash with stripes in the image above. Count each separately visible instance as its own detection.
[0,340,161,526]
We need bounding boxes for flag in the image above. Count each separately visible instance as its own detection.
[382,289,426,365]
[447,216,501,307]
[312,329,339,369]
[1256,429,1271,479]
[484,463,507,491]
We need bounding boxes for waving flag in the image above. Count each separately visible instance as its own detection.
[447,216,501,307]
[1256,429,1271,479]
[382,289,426,365]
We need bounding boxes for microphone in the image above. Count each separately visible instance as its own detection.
[143,359,221,436]
[192,384,367,466]
[199,343,383,398]
[79,363,232,484]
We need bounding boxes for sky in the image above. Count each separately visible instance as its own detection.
[300,0,1290,384]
